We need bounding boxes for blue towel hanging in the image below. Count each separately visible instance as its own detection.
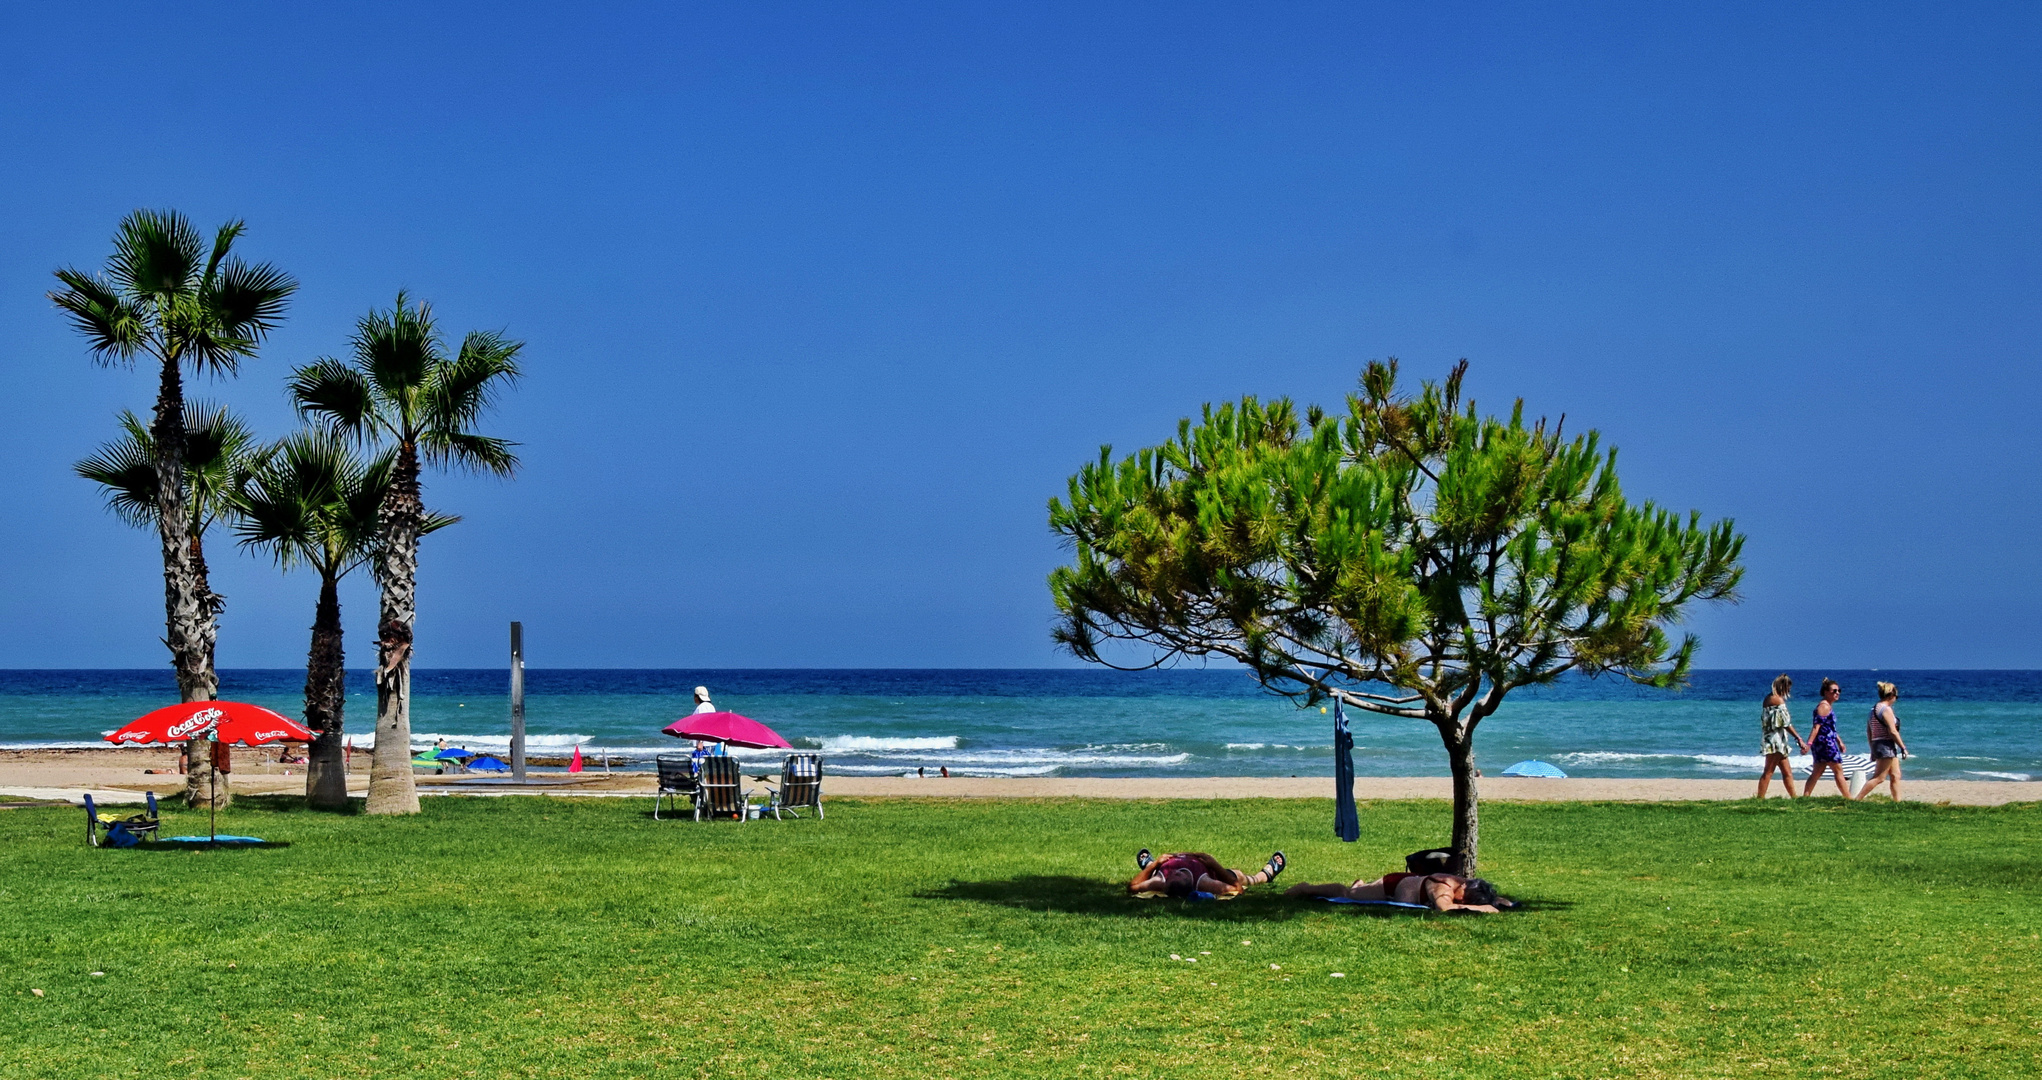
[1333,700,1359,842]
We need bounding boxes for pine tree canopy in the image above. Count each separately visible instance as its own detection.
[1049,360,1746,738]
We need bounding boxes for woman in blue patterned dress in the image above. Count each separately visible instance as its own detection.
[1801,678,1853,797]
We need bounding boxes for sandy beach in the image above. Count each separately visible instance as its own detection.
[6,747,2038,806]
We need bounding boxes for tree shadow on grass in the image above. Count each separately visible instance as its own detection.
[918,876,1326,921]
[917,876,1570,920]
[228,794,362,815]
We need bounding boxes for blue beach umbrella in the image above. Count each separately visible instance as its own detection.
[1501,759,1567,778]
[1332,701,1359,842]
[434,747,470,760]
[467,755,509,772]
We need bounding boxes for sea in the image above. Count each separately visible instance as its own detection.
[1,669,2036,783]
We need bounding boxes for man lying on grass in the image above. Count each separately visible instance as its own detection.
[1128,848,1285,899]
[1285,871,1516,912]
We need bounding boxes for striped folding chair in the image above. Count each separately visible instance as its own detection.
[768,754,824,820]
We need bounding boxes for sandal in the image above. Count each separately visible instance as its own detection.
[1263,851,1286,881]
[1136,848,1153,871]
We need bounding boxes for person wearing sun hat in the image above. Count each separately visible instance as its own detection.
[689,686,725,760]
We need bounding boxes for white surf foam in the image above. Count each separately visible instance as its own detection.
[1964,770,2034,781]
[830,763,1061,778]
[819,735,961,752]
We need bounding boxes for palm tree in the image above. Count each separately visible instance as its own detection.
[75,403,260,805]
[53,209,295,808]
[75,403,260,656]
[290,293,521,815]
[236,434,382,808]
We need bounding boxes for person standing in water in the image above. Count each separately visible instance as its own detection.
[1756,674,1808,799]
[1801,678,1853,797]
[1858,681,1910,801]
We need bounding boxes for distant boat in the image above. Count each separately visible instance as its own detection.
[1501,760,1567,778]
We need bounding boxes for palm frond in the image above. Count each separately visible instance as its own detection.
[236,429,384,576]
[107,209,203,301]
[421,431,520,476]
[182,403,261,530]
[185,258,298,375]
[208,259,297,340]
[352,293,439,420]
[200,220,245,287]
[290,359,378,439]
[49,270,147,363]
[425,330,523,431]
[73,411,159,529]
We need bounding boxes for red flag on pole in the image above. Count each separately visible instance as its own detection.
[569,744,584,773]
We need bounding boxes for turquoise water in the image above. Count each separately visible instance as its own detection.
[2,668,2036,781]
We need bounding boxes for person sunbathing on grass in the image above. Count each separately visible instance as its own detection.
[1128,849,1285,899]
[1284,871,1515,913]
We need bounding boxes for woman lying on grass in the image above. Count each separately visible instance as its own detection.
[1128,849,1285,898]
[1284,871,1516,912]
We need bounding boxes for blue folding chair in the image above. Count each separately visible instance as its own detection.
[84,792,160,848]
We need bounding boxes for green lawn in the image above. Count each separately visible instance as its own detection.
[2,794,2037,1079]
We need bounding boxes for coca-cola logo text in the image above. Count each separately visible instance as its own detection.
[167,708,224,739]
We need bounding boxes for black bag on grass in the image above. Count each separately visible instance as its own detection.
[1405,848,1464,876]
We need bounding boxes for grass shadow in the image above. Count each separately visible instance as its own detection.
[194,794,365,816]
[917,875,1318,921]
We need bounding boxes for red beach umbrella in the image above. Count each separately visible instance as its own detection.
[106,701,314,747]
[661,712,792,750]
[105,702,314,844]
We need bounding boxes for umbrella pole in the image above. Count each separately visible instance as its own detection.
[209,762,217,842]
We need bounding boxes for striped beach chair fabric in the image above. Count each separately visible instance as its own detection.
[768,753,824,820]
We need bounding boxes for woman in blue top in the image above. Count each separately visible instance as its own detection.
[1801,678,1853,798]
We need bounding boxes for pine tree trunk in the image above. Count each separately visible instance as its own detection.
[304,573,349,810]
[152,352,225,810]
[1443,723,1481,875]
[365,444,423,815]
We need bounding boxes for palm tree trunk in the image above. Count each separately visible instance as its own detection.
[152,351,225,810]
[304,572,349,810]
[365,444,423,815]
[1443,722,1481,875]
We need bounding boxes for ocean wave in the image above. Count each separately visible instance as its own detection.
[1964,770,2034,781]
[411,732,595,751]
[882,749,1191,768]
[2,740,132,750]
[1224,742,1329,752]
[1556,751,1817,772]
[830,763,1060,778]
[816,735,961,752]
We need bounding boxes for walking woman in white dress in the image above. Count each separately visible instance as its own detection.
[1756,673,1808,799]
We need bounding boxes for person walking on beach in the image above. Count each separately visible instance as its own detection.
[1801,678,1853,797]
[1858,681,1910,801]
[1756,674,1808,799]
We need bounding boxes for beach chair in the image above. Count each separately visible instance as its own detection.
[695,755,757,822]
[84,792,159,848]
[653,753,702,820]
[766,753,824,820]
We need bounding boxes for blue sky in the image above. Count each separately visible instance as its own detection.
[1,3,2037,669]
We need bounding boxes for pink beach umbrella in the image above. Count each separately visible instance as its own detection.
[661,712,792,750]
